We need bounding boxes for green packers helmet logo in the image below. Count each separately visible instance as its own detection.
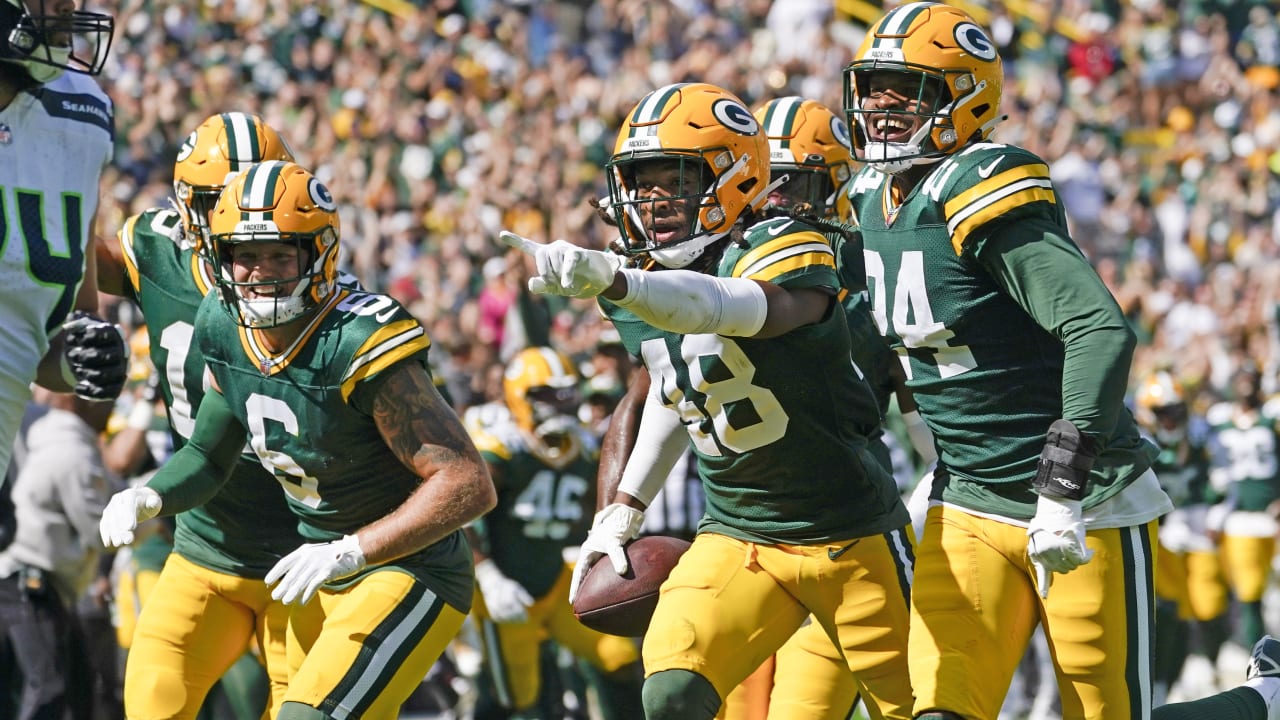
[176,131,197,162]
[955,22,997,62]
[308,178,336,212]
[712,99,758,136]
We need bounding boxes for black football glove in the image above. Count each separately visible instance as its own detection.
[62,311,129,401]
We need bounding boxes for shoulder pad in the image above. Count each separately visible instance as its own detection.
[30,73,113,138]
[925,143,1056,253]
[727,218,836,285]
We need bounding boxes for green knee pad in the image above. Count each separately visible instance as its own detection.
[276,701,332,720]
[642,669,720,720]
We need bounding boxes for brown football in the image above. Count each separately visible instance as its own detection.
[572,535,691,637]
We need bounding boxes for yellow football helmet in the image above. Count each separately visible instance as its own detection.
[607,82,769,269]
[1134,370,1188,444]
[504,346,584,467]
[173,112,295,252]
[843,2,1003,174]
[753,97,855,220]
[207,160,340,328]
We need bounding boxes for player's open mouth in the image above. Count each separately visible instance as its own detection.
[871,116,914,143]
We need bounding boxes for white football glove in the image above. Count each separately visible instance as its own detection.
[474,559,535,623]
[265,535,366,605]
[568,503,645,605]
[99,487,162,547]
[500,231,622,298]
[1027,495,1094,599]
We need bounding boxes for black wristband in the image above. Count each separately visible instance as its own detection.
[1032,419,1097,501]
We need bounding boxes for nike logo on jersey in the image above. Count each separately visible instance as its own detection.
[977,157,1004,179]
[827,539,860,561]
[767,220,793,236]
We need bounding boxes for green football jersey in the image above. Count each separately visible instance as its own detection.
[849,142,1156,519]
[827,224,898,473]
[601,217,908,544]
[1208,412,1280,514]
[119,208,301,578]
[1147,419,1215,508]
[194,288,474,610]
[472,423,598,596]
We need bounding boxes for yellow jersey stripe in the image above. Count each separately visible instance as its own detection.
[945,162,1051,216]
[948,184,1056,254]
[340,320,431,402]
[732,230,828,275]
[119,216,142,293]
[189,252,214,296]
[740,249,836,283]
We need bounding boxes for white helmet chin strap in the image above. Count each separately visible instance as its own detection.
[862,122,939,175]
[239,296,307,328]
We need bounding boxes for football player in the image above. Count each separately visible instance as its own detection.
[1135,370,1229,703]
[504,82,915,720]
[99,160,496,720]
[1207,365,1280,651]
[94,112,301,719]
[843,4,1279,720]
[466,346,642,719]
[755,95,931,720]
[0,0,124,477]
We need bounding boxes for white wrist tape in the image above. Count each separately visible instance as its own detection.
[615,269,767,337]
[616,392,690,506]
[902,410,938,465]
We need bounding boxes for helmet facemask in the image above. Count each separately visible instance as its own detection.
[0,0,112,83]
[504,348,584,468]
[608,152,742,269]
[845,65,957,175]
[172,179,223,252]
[1151,403,1189,445]
[212,227,339,329]
[765,167,840,218]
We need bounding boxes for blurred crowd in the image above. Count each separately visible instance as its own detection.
[89,0,1280,434]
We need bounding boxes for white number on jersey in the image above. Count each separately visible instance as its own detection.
[863,249,976,380]
[245,393,323,508]
[512,470,588,540]
[641,334,788,456]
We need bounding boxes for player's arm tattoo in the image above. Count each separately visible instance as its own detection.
[372,364,472,477]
